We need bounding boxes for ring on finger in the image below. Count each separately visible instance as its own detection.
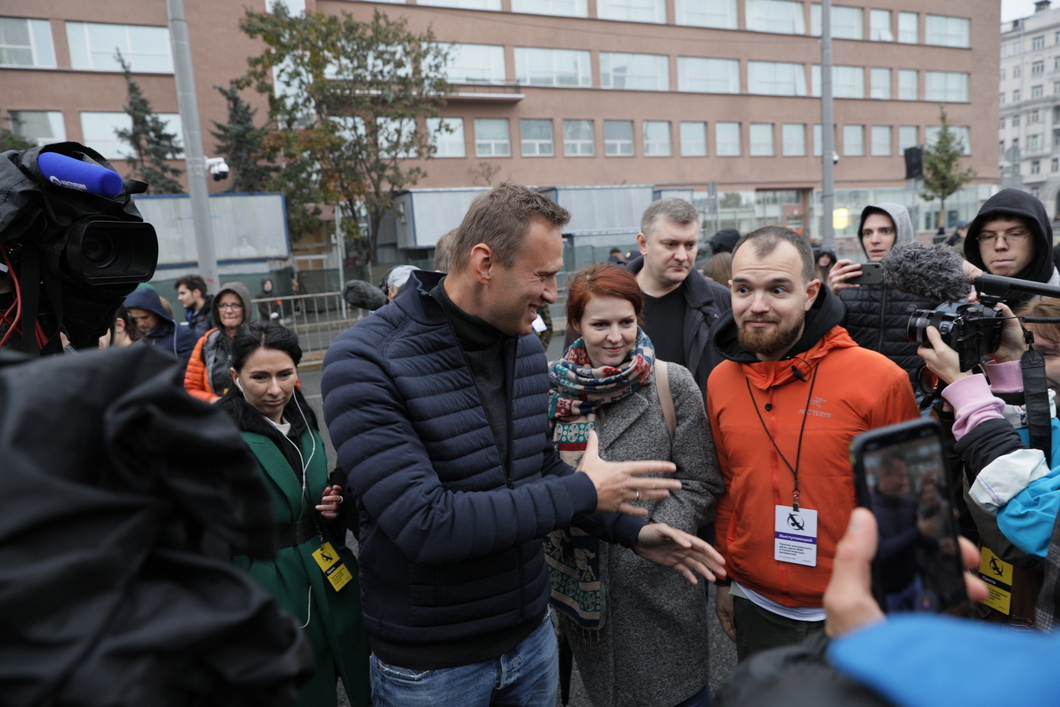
[636,489,641,502]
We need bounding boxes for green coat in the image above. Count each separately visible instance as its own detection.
[234,428,370,707]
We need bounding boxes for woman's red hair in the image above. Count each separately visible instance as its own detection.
[566,263,643,325]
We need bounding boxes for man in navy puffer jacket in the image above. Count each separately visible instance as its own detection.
[322,183,725,707]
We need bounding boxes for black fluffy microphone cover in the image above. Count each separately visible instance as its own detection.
[342,279,387,311]
[881,242,972,304]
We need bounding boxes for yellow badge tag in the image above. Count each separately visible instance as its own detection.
[312,542,352,592]
[978,547,1013,615]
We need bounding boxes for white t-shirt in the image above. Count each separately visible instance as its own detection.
[731,581,826,622]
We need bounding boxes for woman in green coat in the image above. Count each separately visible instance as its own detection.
[220,321,370,707]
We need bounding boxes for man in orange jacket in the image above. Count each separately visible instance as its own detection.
[706,226,918,661]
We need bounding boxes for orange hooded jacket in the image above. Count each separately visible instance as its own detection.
[708,324,918,608]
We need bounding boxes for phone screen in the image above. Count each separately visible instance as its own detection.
[852,420,968,615]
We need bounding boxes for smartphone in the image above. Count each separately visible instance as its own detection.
[848,261,884,286]
[849,418,969,615]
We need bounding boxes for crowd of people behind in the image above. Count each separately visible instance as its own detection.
[99,184,1060,707]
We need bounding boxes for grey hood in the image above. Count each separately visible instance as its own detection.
[211,281,254,327]
[856,202,914,259]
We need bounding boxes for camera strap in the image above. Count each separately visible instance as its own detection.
[1021,347,1052,468]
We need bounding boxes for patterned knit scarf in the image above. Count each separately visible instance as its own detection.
[544,329,655,629]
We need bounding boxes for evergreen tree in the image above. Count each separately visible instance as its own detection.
[920,106,976,232]
[114,52,185,194]
[210,82,277,193]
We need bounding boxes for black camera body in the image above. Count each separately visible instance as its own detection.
[0,143,157,353]
[906,300,1005,372]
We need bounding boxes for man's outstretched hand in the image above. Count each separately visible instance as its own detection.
[634,523,727,585]
[578,431,679,517]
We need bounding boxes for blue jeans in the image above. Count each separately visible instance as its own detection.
[370,613,559,707]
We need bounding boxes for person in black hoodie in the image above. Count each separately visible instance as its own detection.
[123,286,199,375]
[964,189,1059,303]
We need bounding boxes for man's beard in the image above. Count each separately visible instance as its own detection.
[737,316,803,357]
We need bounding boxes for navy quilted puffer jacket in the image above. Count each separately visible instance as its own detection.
[322,271,641,645]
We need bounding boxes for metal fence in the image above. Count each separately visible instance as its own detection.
[252,292,368,357]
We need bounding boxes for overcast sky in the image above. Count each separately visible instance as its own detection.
[1003,0,1047,22]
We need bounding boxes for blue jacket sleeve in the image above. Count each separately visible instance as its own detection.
[322,333,601,567]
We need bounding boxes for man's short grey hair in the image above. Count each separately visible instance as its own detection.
[640,198,699,239]
[732,226,816,284]
[449,182,570,272]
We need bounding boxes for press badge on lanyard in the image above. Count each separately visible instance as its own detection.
[774,505,818,567]
[312,541,353,591]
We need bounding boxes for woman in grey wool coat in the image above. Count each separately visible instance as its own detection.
[546,263,725,707]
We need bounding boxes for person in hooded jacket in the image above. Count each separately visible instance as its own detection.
[827,203,933,388]
[963,189,1060,304]
[220,321,370,707]
[707,226,919,661]
[184,281,254,403]
[123,286,199,376]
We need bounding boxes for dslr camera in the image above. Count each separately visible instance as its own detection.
[906,301,1004,373]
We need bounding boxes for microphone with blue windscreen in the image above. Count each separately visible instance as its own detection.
[37,151,124,198]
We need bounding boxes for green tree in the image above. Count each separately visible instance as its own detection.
[0,112,37,151]
[210,82,277,193]
[114,52,184,194]
[920,106,976,232]
[240,4,452,260]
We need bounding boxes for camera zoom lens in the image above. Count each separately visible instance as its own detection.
[81,232,116,266]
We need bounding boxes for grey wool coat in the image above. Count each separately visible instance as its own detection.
[557,362,724,707]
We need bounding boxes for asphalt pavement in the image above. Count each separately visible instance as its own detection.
[300,332,739,705]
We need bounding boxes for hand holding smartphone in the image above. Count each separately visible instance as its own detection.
[849,419,970,616]
[847,261,884,286]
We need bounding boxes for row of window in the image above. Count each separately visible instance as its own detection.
[1002,55,1060,81]
[429,117,966,159]
[377,0,968,47]
[1027,157,1060,176]
[0,17,173,72]
[7,110,183,159]
[1000,106,1060,130]
[999,82,1060,105]
[1002,29,1060,58]
[449,45,969,101]
[1001,129,1060,157]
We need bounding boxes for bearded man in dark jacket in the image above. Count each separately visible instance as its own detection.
[828,203,931,389]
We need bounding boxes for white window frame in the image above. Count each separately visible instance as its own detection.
[924,71,969,103]
[604,120,635,156]
[643,120,671,156]
[898,69,918,101]
[520,118,554,156]
[749,123,774,156]
[870,125,891,156]
[600,52,669,91]
[66,21,172,73]
[715,122,741,156]
[812,65,864,99]
[811,5,864,40]
[924,14,970,49]
[678,57,739,93]
[418,0,500,9]
[870,68,891,99]
[511,0,588,17]
[427,117,465,158]
[747,61,807,96]
[897,12,918,44]
[782,123,805,156]
[563,119,595,156]
[474,118,511,157]
[869,9,892,41]
[9,110,65,146]
[597,0,665,23]
[843,124,864,156]
[675,0,737,29]
[0,17,56,68]
[445,44,506,85]
[514,47,591,87]
[898,125,918,153]
[745,0,805,35]
[679,121,707,156]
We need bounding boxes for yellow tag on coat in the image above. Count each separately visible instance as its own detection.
[978,547,1013,615]
[312,542,352,591]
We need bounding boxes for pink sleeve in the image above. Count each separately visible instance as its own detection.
[983,360,1024,394]
[942,374,1005,440]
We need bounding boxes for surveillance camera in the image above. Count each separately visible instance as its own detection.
[205,157,230,182]
[832,151,839,165]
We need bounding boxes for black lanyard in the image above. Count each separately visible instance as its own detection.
[745,363,818,512]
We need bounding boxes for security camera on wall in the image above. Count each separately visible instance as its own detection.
[205,157,230,182]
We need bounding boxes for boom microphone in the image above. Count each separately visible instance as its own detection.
[342,279,387,311]
[38,151,124,197]
[881,242,972,304]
